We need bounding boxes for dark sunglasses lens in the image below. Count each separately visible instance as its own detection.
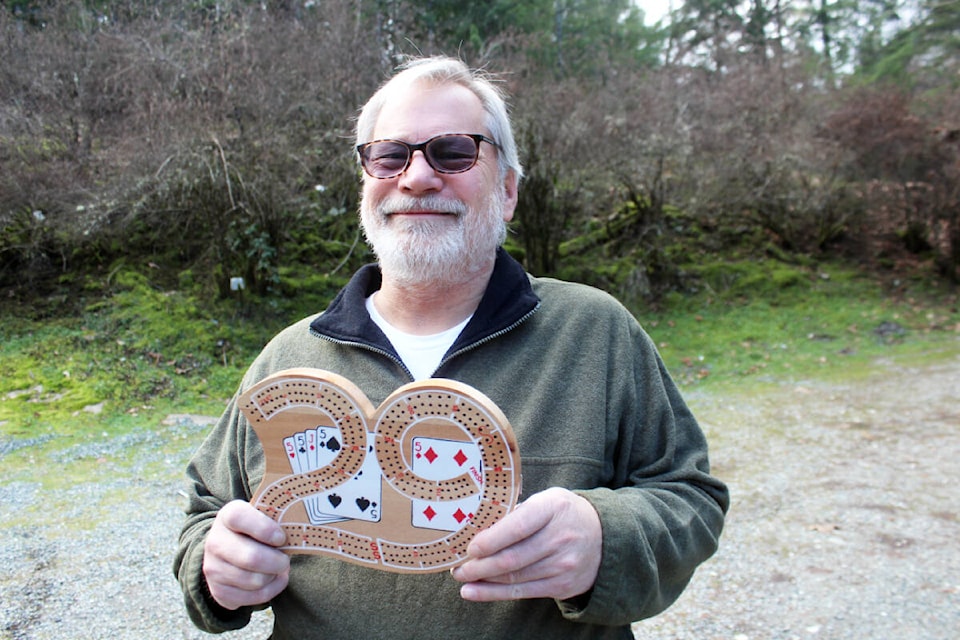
[363,141,410,177]
[426,136,480,173]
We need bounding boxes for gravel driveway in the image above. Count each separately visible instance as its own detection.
[2,350,958,639]
[635,351,960,639]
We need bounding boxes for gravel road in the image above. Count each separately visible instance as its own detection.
[634,351,960,639]
[2,350,958,639]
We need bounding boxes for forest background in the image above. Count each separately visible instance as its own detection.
[1,0,959,435]
[2,3,959,638]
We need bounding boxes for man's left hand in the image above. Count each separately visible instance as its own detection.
[450,487,602,601]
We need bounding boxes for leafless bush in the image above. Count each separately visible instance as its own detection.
[510,75,604,275]
[2,1,955,299]
[823,85,960,280]
[663,60,866,254]
[501,51,868,295]
[0,1,383,293]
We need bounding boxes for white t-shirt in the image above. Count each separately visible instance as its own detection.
[365,295,471,381]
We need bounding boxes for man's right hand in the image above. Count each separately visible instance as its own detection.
[202,500,291,610]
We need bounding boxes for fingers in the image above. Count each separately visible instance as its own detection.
[459,573,570,602]
[202,500,291,610]
[204,566,290,611]
[465,495,554,561]
[218,499,287,547]
[451,488,602,602]
[457,551,580,601]
[455,539,591,602]
[453,513,554,584]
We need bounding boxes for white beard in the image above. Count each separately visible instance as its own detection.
[359,190,507,287]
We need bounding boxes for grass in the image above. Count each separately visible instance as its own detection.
[1,257,957,450]
[639,259,959,390]
[0,255,956,538]
[0,265,349,438]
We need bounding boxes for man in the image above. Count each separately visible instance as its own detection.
[175,56,728,640]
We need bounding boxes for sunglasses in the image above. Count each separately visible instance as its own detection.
[357,133,499,179]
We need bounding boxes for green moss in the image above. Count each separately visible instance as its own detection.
[636,261,959,388]
[2,250,957,447]
[683,258,813,301]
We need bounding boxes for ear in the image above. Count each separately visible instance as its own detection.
[501,170,519,223]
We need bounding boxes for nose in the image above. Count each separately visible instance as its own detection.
[398,150,443,194]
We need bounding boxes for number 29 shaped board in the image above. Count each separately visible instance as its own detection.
[239,368,522,574]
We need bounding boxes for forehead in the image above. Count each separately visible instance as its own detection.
[372,81,486,142]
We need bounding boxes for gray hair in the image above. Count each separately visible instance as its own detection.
[355,57,524,183]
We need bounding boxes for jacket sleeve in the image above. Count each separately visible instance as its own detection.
[172,393,264,633]
[173,314,334,632]
[559,325,729,625]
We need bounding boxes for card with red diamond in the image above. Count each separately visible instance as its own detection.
[410,436,483,531]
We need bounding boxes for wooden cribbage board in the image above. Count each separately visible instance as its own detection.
[240,368,521,574]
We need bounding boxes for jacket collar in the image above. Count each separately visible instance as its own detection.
[310,247,540,355]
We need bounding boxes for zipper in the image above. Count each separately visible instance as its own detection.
[308,329,416,381]
[309,301,541,380]
[435,301,541,372]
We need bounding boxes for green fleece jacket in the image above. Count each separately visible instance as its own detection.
[174,249,728,640]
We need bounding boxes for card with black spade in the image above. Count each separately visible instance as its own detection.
[307,431,382,524]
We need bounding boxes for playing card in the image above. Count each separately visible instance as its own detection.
[304,428,319,471]
[411,494,482,531]
[294,431,309,472]
[283,436,303,474]
[302,426,348,524]
[305,431,382,525]
[411,437,482,484]
[304,497,348,525]
[313,426,343,468]
[410,437,483,532]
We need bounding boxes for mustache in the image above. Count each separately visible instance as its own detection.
[373,195,469,217]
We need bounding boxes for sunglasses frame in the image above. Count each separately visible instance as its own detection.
[357,133,499,179]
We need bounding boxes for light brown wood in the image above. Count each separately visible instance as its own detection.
[240,368,522,574]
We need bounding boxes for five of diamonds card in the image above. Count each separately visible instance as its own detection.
[239,368,522,574]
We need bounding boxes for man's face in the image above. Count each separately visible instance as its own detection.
[359,82,517,286]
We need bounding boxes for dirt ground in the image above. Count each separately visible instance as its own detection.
[634,351,960,639]
[1,350,957,639]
